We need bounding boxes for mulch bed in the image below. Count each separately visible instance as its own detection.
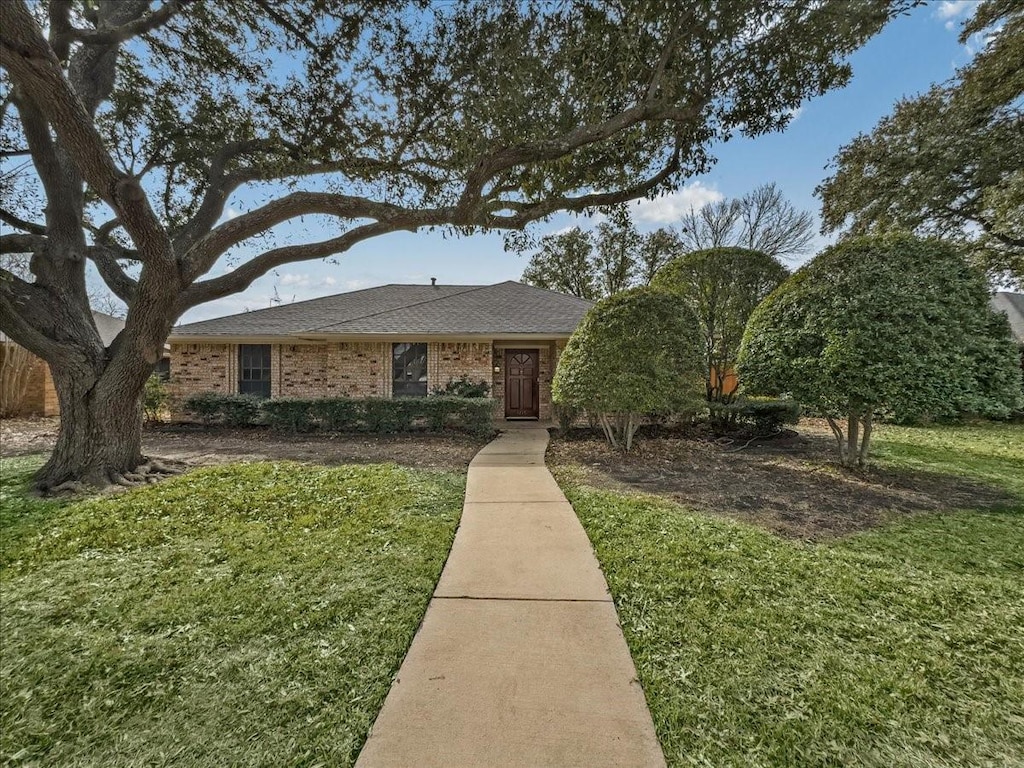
[546,419,1014,540]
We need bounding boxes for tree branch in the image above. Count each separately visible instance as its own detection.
[0,206,46,235]
[54,0,189,47]
[0,266,67,360]
[1,232,46,253]
[0,0,175,265]
[86,245,139,304]
[452,97,701,221]
[180,192,421,282]
[178,220,406,310]
[484,141,683,227]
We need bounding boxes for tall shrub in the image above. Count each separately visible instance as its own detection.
[739,233,1022,466]
[652,247,789,402]
[553,287,703,451]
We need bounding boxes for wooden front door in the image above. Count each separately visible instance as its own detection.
[504,349,539,418]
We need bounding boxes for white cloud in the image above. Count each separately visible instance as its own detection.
[277,273,341,289]
[630,182,724,223]
[936,1,971,21]
[278,272,311,288]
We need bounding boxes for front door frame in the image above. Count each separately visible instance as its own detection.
[504,348,540,419]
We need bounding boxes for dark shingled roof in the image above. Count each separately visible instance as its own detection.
[1,310,124,346]
[172,281,594,338]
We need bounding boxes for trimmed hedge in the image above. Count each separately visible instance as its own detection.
[184,393,494,436]
[709,397,801,436]
[183,393,262,427]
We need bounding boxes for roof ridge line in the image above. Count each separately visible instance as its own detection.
[174,282,410,328]
[306,283,494,332]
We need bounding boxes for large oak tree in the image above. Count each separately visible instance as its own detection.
[0,0,909,489]
[817,0,1023,287]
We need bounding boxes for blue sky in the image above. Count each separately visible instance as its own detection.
[173,0,984,323]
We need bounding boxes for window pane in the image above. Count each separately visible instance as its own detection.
[239,344,271,399]
[392,343,427,398]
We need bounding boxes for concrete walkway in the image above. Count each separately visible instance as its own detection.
[356,425,665,768]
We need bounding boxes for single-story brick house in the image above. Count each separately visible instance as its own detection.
[168,281,594,421]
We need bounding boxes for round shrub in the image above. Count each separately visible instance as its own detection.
[739,233,1021,465]
[553,287,703,450]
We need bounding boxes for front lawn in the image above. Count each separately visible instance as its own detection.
[555,422,1024,767]
[0,457,465,767]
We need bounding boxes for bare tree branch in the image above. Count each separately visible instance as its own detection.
[0,206,46,235]
[86,245,138,304]
[178,221,405,310]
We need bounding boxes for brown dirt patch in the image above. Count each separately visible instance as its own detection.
[1,418,489,472]
[546,420,1014,540]
[144,425,489,471]
[0,416,60,457]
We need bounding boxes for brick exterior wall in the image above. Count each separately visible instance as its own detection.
[167,343,233,404]
[169,338,566,421]
[430,342,492,394]
[278,342,389,399]
[1,342,59,417]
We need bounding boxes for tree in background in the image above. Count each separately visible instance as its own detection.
[0,0,910,489]
[517,209,683,300]
[553,288,703,451]
[519,183,808,299]
[652,247,789,402]
[676,182,816,259]
[593,207,643,296]
[520,228,600,300]
[817,0,1023,288]
[738,234,1021,467]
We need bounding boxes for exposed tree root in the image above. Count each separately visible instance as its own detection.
[106,457,188,488]
[39,457,190,496]
[46,480,86,495]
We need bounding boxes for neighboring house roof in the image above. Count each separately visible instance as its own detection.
[991,292,1024,344]
[171,281,594,339]
[1,310,125,346]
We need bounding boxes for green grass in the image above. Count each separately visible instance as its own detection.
[0,457,465,767]
[556,421,1024,767]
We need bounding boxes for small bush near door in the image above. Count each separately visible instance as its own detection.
[431,376,491,398]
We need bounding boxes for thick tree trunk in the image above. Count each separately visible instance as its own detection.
[36,361,149,491]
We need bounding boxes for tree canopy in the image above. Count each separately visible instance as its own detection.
[552,287,702,451]
[817,0,1024,287]
[738,233,1021,466]
[0,0,910,488]
[517,207,683,299]
[652,246,789,402]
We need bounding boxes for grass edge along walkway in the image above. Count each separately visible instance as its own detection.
[553,421,1024,768]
